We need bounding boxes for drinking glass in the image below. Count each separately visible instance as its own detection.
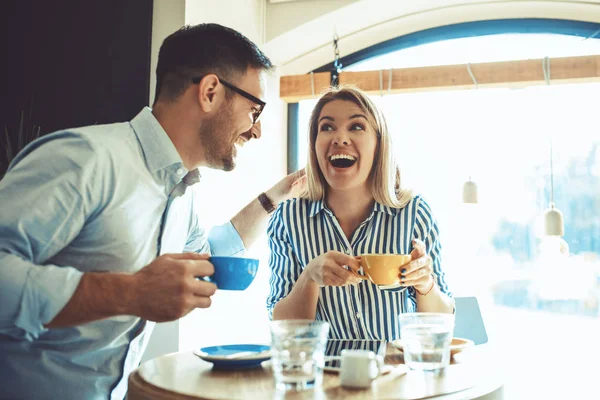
[269,320,330,391]
[399,312,455,372]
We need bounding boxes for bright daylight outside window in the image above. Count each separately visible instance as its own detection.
[297,33,600,397]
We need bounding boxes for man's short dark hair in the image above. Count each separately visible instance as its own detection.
[154,23,274,103]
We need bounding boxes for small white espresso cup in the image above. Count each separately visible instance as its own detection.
[339,349,383,389]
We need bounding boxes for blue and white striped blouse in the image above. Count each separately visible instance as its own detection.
[267,195,452,340]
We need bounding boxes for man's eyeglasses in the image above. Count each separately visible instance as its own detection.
[191,76,266,124]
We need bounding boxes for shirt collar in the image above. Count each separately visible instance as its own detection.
[130,107,202,188]
[309,199,326,217]
[309,199,397,218]
[182,168,201,186]
[130,107,185,174]
[373,202,398,216]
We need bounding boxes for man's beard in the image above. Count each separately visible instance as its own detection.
[200,104,236,172]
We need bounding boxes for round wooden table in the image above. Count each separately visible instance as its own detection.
[127,344,504,400]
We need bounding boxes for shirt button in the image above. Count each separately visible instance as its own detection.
[176,168,184,175]
[356,312,362,319]
[346,248,352,255]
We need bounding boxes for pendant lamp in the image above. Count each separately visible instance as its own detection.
[462,63,479,204]
[463,177,478,204]
[544,139,564,236]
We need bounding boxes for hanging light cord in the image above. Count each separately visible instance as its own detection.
[466,63,478,181]
[542,57,554,206]
[550,139,554,205]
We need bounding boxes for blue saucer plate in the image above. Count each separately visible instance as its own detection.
[193,344,271,370]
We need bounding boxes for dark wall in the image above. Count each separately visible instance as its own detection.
[0,0,153,173]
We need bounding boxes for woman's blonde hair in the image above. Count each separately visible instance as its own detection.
[302,85,412,208]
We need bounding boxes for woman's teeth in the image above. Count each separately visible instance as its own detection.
[329,154,357,168]
[330,154,356,162]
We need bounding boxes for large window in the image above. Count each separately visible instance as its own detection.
[297,33,600,398]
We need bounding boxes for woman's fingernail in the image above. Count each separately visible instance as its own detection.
[401,275,405,279]
[401,268,407,273]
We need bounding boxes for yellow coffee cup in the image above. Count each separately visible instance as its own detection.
[352,254,411,286]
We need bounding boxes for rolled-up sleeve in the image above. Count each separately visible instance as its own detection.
[266,203,302,319]
[184,217,246,257]
[406,196,452,310]
[1,255,83,340]
[0,133,100,340]
[207,222,245,256]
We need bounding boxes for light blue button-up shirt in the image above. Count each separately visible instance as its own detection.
[0,108,245,399]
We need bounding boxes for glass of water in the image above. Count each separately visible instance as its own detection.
[269,320,330,392]
[399,312,455,372]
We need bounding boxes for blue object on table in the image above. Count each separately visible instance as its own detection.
[194,344,271,370]
[454,296,489,345]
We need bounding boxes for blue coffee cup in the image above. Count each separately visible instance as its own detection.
[202,256,259,290]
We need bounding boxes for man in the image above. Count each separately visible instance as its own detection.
[0,23,304,399]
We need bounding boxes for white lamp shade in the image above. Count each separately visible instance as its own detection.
[462,180,478,204]
[544,203,564,236]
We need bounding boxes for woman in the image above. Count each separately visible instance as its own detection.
[267,86,453,340]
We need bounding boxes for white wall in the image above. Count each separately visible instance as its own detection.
[149,0,186,106]
[143,0,291,362]
[185,0,265,43]
[141,0,186,363]
[178,0,289,352]
[265,0,358,41]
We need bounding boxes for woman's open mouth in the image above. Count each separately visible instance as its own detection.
[329,154,357,169]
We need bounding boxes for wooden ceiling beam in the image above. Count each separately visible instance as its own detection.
[279,55,600,102]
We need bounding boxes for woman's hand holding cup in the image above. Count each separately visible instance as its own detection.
[305,251,363,286]
[400,239,434,293]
